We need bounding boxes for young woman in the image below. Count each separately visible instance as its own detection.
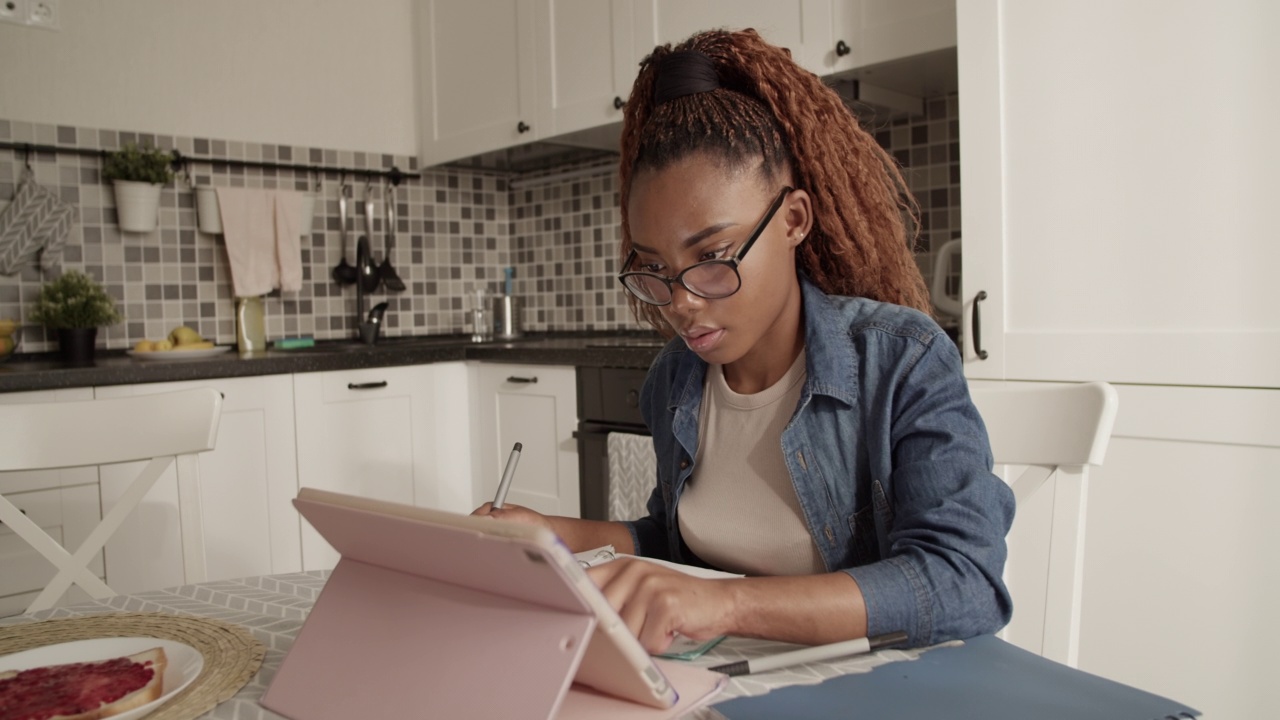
[476,28,1015,654]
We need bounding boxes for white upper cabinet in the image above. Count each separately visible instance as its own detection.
[632,0,822,73]
[822,0,955,74]
[417,0,539,166]
[418,0,633,167]
[535,0,636,138]
[957,1,1280,388]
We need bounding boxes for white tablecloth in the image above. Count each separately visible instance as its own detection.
[0,571,937,719]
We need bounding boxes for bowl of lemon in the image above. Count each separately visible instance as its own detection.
[129,326,230,361]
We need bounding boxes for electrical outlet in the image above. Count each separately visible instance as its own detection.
[0,0,30,27]
[27,0,58,29]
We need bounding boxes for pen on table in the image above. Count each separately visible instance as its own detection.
[708,631,909,677]
[492,442,522,509]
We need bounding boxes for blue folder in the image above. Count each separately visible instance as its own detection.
[713,635,1199,720]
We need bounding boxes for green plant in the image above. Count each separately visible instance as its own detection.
[29,271,123,329]
[102,142,174,185]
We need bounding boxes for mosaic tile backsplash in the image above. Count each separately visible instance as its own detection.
[0,93,959,354]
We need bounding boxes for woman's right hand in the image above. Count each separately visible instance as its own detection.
[471,502,555,532]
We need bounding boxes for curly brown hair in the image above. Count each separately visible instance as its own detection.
[619,29,931,333]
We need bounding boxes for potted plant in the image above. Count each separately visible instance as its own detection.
[29,270,123,364]
[103,142,174,233]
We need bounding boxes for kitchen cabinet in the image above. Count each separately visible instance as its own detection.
[633,0,825,74]
[294,362,473,570]
[470,363,579,517]
[957,3,1278,718]
[417,0,633,167]
[957,1,1278,388]
[813,0,956,76]
[94,375,301,595]
[1078,384,1278,720]
[0,388,100,617]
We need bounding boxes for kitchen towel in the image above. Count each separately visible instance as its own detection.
[606,432,657,522]
[0,168,77,275]
[215,187,303,296]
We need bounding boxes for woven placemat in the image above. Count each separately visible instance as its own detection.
[0,612,265,720]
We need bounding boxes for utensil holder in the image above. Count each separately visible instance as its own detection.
[492,295,522,339]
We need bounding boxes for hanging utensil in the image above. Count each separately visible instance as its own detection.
[358,181,382,293]
[331,180,357,285]
[378,181,407,293]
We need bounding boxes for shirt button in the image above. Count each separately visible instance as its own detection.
[796,451,808,470]
[825,525,835,542]
[679,459,690,470]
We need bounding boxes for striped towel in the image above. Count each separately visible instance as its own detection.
[0,168,77,275]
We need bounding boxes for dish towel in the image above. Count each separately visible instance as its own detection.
[215,187,303,297]
[606,432,657,521]
[0,168,77,275]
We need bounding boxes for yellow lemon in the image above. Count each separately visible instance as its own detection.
[0,319,16,338]
[154,339,174,351]
[133,340,154,353]
[169,326,204,346]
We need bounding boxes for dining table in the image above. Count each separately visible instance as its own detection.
[0,569,937,719]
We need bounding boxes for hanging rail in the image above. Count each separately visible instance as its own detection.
[0,141,419,185]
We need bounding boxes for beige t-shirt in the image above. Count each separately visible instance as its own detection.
[677,350,826,576]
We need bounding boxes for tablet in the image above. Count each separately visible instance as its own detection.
[267,487,679,719]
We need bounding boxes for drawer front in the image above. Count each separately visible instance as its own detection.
[577,367,649,426]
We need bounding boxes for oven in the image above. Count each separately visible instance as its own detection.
[575,366,657,521]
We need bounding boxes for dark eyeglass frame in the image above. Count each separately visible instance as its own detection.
[618,186,794,306]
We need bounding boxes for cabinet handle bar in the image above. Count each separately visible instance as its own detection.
[972,290,989,360]
[348,381,389,390]
[507,376,538,384]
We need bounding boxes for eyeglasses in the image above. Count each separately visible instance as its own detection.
[618,186,793,306]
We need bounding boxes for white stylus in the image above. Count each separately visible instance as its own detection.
[708,632,909,676]
[492,442,522,509]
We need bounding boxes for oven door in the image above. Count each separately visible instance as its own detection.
[575,421,655,521]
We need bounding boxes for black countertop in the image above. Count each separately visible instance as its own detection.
[0,332,670,393]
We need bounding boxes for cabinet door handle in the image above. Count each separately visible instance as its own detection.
[613,96,625,110]
[507,376,538,384]
[972,290,990,360]
[517,121,531,134]
[348,381,389,390]
[835,39,851,57]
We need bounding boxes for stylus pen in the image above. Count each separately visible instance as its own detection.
[492,442,522,509]
[708,631,909,677]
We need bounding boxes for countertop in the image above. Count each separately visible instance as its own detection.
[0,332,670,394]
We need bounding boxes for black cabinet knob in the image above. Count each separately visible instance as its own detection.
[613,96,625,110]
[835,39,851,57]
[517,121,531,134]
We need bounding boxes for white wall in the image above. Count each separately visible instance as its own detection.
[0,0,420,156]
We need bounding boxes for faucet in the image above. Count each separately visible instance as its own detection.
[355,236,388,344]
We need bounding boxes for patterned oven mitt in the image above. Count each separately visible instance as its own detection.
[0,167,78,275]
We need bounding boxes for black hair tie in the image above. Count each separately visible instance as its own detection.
[654,50,720,105]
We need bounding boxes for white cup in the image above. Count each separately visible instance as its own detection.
[195,186,222,234]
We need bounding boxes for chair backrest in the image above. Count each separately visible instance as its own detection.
[969,380,1119,668]
[0,388,223,471]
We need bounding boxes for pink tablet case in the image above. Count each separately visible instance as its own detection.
[262,490,725,720]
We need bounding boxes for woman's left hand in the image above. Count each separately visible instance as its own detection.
[587,557,736,654]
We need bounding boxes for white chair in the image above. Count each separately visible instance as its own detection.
[0,388,222,613]
[969,380,1119,668]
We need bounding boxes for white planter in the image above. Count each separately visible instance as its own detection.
[113,180,163,233]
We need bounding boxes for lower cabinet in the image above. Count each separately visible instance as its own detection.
[1072,384,1280,720]
[294,362,473,570]
[469,363,579,518]
[0,388,100,617]
[94,375,301,595]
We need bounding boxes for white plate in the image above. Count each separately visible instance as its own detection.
[0,637,204,720]
[127,346,232,361]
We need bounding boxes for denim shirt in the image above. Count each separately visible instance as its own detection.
[623,275,1015,646]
